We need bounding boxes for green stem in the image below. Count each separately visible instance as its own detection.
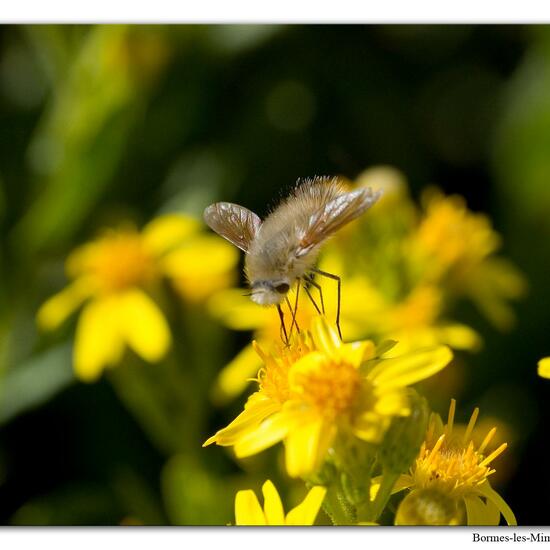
[322,481,357,525]
[368,469,400,522]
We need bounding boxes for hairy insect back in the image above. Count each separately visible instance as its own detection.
[245,227,302,283]
[245,177,342,282]
[257,178,344,246]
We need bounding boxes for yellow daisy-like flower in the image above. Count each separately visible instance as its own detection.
[209,265,471,405]
[409,189,526,330]
[413,190,500,274]
[234,480,326,525]
[390,399,516,526]
[37,214,238,381]
[324,171,524,338]
[204,316,452,478]
[208,281,348,403]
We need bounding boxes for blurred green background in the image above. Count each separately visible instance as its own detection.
[0,24,549,525]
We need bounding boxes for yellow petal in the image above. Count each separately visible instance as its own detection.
[370,345,453,389]
[261,480,285,525]
[311,316,341,357]
[284,416,335,478]
[476,482,517,526]
[65,242,101,278]
[210,344,263,405]
[117,289,171,363]
[464,495,494,526]
[352,411,390,443]
[203,393,281,447]
[162,235,238,278]
[142,214,199,257]
[374,389,410,416]
[286,486,327,525]
[369,474,413,501]
[37,278,94,331]
[233,412,291,458]
[235,489,266,525]
[288,352,326,385]
[163,236,238,302]
[538,357,550,379]
[73,297,124,382]
[437,323,482,351]
[208,288,272,331]
[480,496,501,526]
[340,340,376,368]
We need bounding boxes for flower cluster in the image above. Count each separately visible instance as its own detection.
[36,167,523,526]
[201,168,521,526]
[205,315,517,525]
[208,167,526,403]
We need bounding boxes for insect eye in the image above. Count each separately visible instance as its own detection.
[275,283,290,294]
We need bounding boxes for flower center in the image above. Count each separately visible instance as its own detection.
[415,195,498,270]
[294,359,361,419]
[259,357,290,404]
[413,436,506,497]
[92,232,155,292]
[256,336,313,404]
[413,401,508,497]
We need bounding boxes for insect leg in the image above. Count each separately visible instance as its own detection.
[304,284,321,315]
[304,274,325,315]
[311,267,342,340]
[277,304,289,345]
[290,279,301,335]
[285,295,300,338]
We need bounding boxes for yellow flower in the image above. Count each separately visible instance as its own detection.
[414,190,500,273]
[389,399,516,526]
[409,189,526,330]
[37,214,238,381]
[538,357,550,379]
[234,480,326,525]
[209,271,471,405]
[208,279,367,403]
[209,170,508,403]
[324,173,524,337]
[209,169,523,403]
[204,317,452,478]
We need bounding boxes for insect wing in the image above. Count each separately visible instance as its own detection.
[296,187,381,257]
[203,202,261,252]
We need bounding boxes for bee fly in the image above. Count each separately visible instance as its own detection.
[204,176,381,343]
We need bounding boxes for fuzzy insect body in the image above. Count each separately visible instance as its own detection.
[204,176,381,307]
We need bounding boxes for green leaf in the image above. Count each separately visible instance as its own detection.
[0,343,74,424]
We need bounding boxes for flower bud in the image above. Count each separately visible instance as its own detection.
[395,488,465,525]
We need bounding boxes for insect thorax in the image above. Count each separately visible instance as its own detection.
[245,235,319,286]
